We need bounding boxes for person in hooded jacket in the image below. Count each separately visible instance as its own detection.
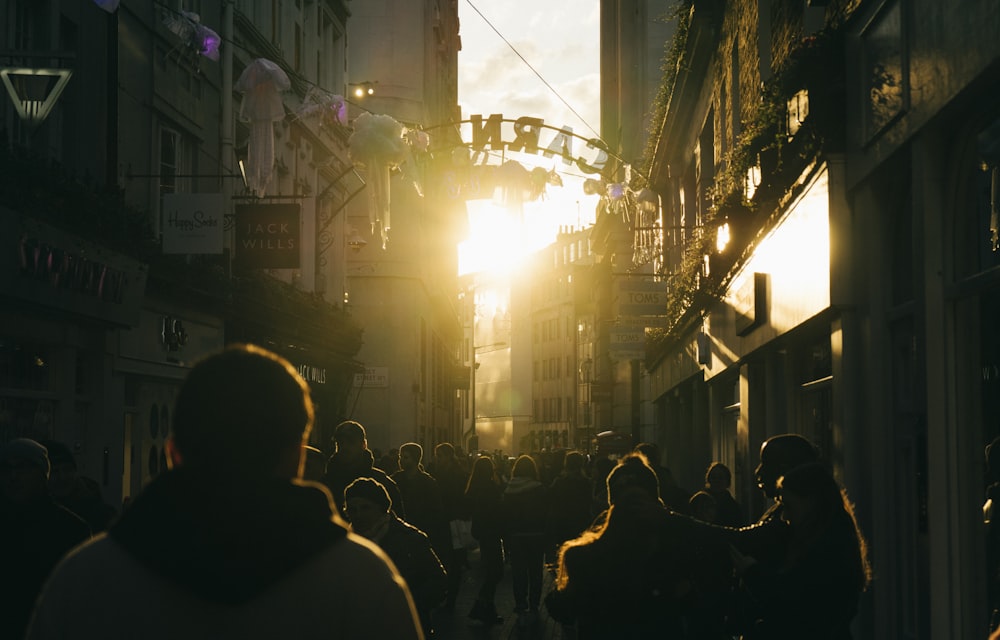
[501,454,549,626]
[26,344,422,640]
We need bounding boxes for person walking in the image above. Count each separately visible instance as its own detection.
[26,344,422,640]
[464,455,505,626]
[391,442,449,557]
[1,438,90,640]
[344,477,446,638]
[545,452,724,638]
[705,461,745,527]
[730,461,872,639]
[501,454,549,627]
[322,420,405,519]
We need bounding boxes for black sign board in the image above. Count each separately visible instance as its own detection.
[234,203,300,269]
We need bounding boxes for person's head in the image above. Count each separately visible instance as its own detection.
[466,455,497,492]
[511,454,539,480]
[634,442,661,467]
[606,452,661,506]
[0,438,51,503]
[689,490,717,522]
[170,344,313,479]
[344,477,392,537]
[705,461,732,491]
[775,461,842,528]
[563,450,585,474]
[333,420,368,459]
[398,442,423,472]
[42,440,79,498]
[754,434,820,499]
[434,442,455,465]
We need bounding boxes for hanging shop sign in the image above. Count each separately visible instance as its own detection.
[353,367,389,388]
[613,279,666,317]
[234,203,300,269]
[161,193,224,255]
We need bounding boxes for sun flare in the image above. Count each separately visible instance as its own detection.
[458,190,598,276]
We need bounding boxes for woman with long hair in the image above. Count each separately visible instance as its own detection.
[730,461,872,639]
[500,455,549,627]
[545,453,708,638]
[463,455,504,625]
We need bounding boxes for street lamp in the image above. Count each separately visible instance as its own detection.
[470,341,507,453]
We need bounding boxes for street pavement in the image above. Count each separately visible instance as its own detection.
[430,546,572,640]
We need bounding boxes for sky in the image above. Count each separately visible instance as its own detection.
[456,0,602,275]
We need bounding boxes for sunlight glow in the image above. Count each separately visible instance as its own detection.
[458,188,598,276]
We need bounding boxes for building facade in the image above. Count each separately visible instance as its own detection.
[636,0,1000,637]
[0,0,372,505]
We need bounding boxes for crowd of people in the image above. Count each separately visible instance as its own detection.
[2,343,883,639]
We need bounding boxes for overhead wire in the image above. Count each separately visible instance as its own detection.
[463,0,605,144]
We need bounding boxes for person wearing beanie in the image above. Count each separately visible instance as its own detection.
[345,477,446,637]
[1,438,90,640]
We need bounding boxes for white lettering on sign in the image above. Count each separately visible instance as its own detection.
[353,367,389,388]
[296,364,327,384]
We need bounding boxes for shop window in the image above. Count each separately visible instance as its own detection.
[0,342,53,391]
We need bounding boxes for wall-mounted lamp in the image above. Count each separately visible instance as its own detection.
[346,225,368,252]
[348,81,377,99]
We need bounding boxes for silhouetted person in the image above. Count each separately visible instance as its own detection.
[322,420,405,519]
[1,438,90,640]
[345,477,446,638]
[391,443,449,558]
[705,461,745,527]
[690,490,718,523]
[727,433,822,636]
[27,344,422,639]
[547,451,594,552]
[464,455,505,626]
[546,452,723,638]
[426,442,469,613]
[730,462,871,639]
[501,454,549,627]
[43,440,117,533]
[635,442,691,514]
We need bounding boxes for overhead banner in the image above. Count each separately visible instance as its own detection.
[161,193,224,255]
[234,203,300,269]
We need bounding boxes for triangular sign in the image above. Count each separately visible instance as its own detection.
[0,67,72,126]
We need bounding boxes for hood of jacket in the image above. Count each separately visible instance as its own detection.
[504,476,543,495]
[109,469,347,605]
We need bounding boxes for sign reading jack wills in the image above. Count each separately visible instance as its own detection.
[234,203,300,269]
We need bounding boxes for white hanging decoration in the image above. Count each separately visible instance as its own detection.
[235,59,290,196]
[348,113,410,249]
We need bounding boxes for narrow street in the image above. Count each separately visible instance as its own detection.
[432,547,568,640]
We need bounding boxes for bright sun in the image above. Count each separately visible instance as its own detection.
[458,184,598,276]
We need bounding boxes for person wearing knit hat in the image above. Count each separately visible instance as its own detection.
[345,476,446,636]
